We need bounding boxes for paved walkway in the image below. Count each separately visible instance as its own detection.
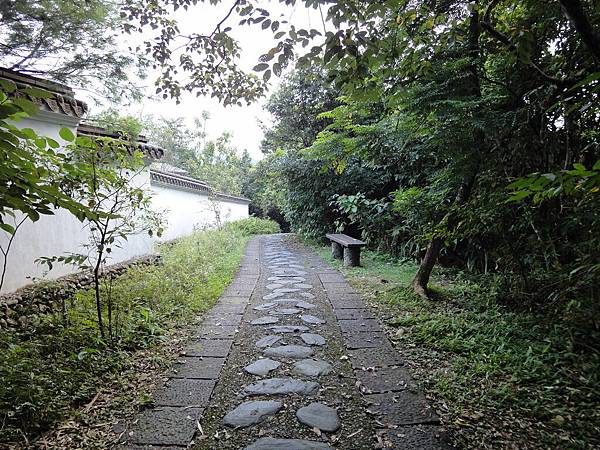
[119,234,448,449]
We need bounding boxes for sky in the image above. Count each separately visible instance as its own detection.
[79,2,327,162]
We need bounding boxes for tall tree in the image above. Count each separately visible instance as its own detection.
[0,0,143,100]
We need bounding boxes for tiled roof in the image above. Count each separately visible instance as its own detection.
[150,169,250,204]
[77,124,165,160]
[0,68,88,118]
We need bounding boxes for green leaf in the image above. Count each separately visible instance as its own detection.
[59,127,75,141]
[253,63,269,72]
[0,223,15,234]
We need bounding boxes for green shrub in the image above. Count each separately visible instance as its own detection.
[222,216,280,236]
[0,225,251,444]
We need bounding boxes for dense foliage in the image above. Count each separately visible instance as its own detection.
[249,1,599,309]
[0,0,143,100]
[0,219,278,445]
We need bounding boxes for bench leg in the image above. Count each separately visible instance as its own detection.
[331,242,343,259]
[343,247,361,267]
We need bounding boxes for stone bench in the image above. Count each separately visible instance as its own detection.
[325,233,366,267]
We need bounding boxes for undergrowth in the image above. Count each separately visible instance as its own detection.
[315,244,600,449]
[0,217,278,445]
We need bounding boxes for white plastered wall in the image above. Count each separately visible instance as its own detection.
[0,111,156,293]
[0,112,250,294]
[150,183,250,242]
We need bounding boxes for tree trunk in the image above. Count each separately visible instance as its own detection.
[411,238,442,298]
[411,0,482,298]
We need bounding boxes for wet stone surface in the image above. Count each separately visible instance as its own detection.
[300,314,326,325]
[296,402,341,432]
[267,325,310,333]
[300,333,326,346]
[242,378,320,397]
[255,335,282,348]
[264,345,314,359]
[251,316,280,325]
[244,358,281,376]
[292,358,333,377]
[244,437,333,449]
[269,308,302,315]
[223,400,282,428]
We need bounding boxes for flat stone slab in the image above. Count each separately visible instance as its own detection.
[244,438,332,449]
[244,358,281,376]
[265,345,314,359]
[153,379,215,407]
[182,339,232,357]
[300,333,326,346]
[339,319,382,333]
[170,357,225,379]
[196,325,238,339]
[295,301,316,310]
[263,292,286,300]
[268,276,306,283]
[267,325,310,333]
[377,426,450,449]
[269,308,302,315]
[322,282,356,294]
[296,403,340,432]
[294,283,313,289]
[242,378,319,397]
[274,298,303,304]
[223,400,282,428]
[301,315,326,325]
[365,392,440,425]
[255,335,283,348]
[318,273,346,283]
[254,303,277,311]
[298,292,316,299]
[344,332,388,349]
[293,359,333,377]
[266,283,284,290]
[251,316,280,325]
[334,308,374,320]
[127,407,202,445]
[203,313,243,326]
[355,367,415,393]
[348,347,404,368]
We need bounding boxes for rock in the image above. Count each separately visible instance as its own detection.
[255,335,282,348]
[293,359,333,377]
[242,378,319,397]
[251,316,280,325]
[254,303,277,311]
[296,403,341,432]
[264,345,314,359]
[300,333,326,346]
[269,308,301,316]
[295,301,316,309]
[267,325,309,333]
[223,400,282,428]
[244,438,332,449]
[300,315,326,325]
[294,283,313,289]
[266,283,284,290]
[299,292,316,299]
[244,358,281,376]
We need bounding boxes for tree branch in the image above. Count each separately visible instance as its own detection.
[559,0,600,61]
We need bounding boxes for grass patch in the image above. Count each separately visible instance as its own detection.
[314,244,600,449]
[0,218,278,446]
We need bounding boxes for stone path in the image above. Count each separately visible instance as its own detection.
[118,234,448,449]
